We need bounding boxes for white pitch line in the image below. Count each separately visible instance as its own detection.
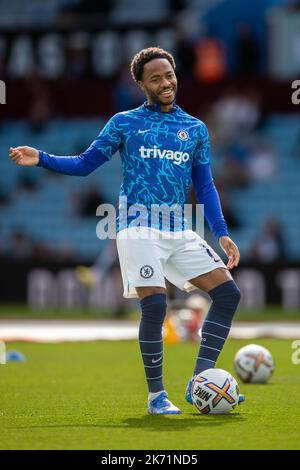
[0,320,300,342]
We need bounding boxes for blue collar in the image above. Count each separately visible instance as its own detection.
[143,101,178,113]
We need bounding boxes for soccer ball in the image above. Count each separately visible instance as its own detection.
[191,368,240,414]
[233,344,274,383]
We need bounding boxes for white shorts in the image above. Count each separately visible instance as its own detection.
[116,227,226,298]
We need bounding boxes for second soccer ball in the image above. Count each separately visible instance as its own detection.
[233,344,274,383]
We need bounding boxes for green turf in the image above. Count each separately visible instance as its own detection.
[0,338,300,450]
[0,303,299,321]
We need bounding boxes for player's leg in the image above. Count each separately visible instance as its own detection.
[164,232,242,404]
[185,267,243,404]
[136,286,167,397]
[116,227,181,414]
[136,286,166,300]
[136,286,181,414]
[189,267,240,375]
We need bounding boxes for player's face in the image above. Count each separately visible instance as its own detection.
[139,58,177,108]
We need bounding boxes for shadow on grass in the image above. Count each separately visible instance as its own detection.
[10,413,246,432]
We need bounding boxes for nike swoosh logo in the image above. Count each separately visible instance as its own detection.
[152,356,162,364]
[138,129,151,134]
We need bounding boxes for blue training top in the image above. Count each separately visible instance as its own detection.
[38,102,229,238]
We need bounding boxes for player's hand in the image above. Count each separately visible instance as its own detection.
[9,146,39,167]
[219,236,240,269]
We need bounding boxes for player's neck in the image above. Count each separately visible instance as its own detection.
[146,99,174,113]
[160,104,173,113]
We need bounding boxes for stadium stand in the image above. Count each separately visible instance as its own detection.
[1,113,299,262]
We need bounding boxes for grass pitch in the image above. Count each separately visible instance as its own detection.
[1,303,299,321]
[0,338,299,450]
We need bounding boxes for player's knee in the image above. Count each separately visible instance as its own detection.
[209,280,241,319]
[136,286,166,300]
[229,282,241,308]
[140,293,167,325]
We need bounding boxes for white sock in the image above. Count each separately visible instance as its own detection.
[148,390,165,402]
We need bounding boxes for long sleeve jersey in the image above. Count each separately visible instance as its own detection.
[38,102,229,238]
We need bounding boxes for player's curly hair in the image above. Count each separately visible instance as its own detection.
[130,47,176,83]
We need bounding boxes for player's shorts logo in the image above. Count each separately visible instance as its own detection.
[177,130,189,141]
[200,243,221,263]
[140,265,154,279]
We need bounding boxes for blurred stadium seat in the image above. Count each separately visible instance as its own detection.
[0,113,299,262]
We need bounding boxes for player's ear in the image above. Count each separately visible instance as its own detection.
[137,80,145,91]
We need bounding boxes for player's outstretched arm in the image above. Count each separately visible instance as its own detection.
[10,146,39,166]
[9,144,111,177]
[9,115,122,176]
